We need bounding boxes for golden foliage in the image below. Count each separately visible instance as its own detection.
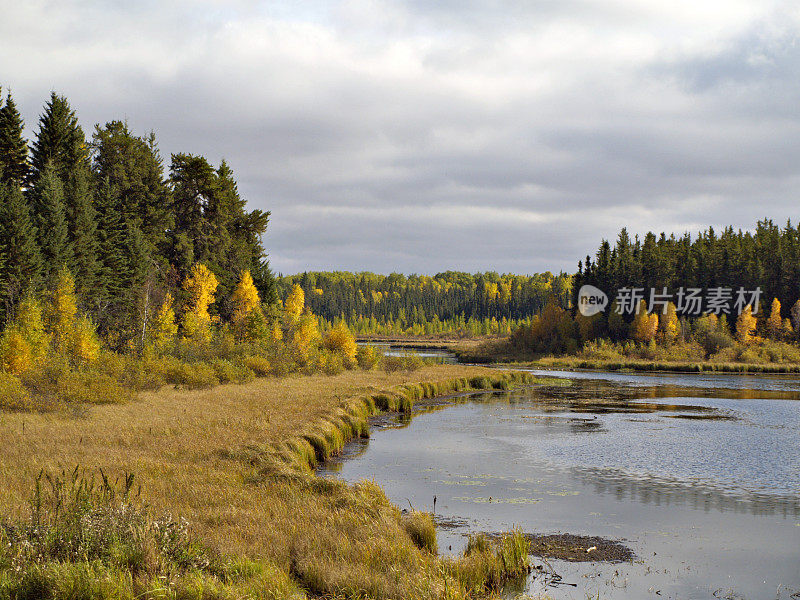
[736,305,757,344]
[767,298,782,339]
[659,302,679,341]
[148,293,178,350]
[46,268,78,352]
[323,322,358,366]
[284,284,304,323]
[16,296,47,361]
[631,301,659,343]
[291,315,319,362]
[68,317,101,365]
[231,270,260,323]
[1,331,32,376]
[181,263,219,342]
[231,271,267,343]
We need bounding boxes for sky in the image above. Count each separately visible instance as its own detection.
[1,0,799,276]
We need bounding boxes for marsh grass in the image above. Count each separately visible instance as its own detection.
[402,511,438,554]
[0,366,543,600]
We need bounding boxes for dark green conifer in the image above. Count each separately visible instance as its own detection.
[31,162,71,278]
[66,167,99,299]
[0,92,29,185]
[0,182,42,306]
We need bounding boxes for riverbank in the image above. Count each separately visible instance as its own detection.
[456,341,800,373]
[485,355,800,373]
[0,365,543,599]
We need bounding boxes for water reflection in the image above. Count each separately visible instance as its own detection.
[320,372,800,599]
[573,465,800,518]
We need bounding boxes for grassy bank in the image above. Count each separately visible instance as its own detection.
[528,356,800,373]
[472,355,800,374]
[0,365,542,599]
[459,338,800,374]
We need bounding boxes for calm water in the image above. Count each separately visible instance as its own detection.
[320,370,800,600]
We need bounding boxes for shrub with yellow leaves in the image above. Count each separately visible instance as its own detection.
[322,321,358,368]
[631,300,659,343]
[45,267,78,352]
[0,331,32,376]
[147,293,178,351]
[292,314,319,362]
[69,316,101,365]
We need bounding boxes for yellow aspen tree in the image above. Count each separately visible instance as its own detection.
[46,267,78,352]
[659,302,679,342]
[736,305,757,344]
[767,298,782,339]
[231,270,260,322]
[323,321,357,366]
[1,331,32,375]
[293,314,319,361]
[70,316,101,365]
[284,284,304,324]
[782,318,794,340]
[181,263,219,343]
[231,270,268,343]
[631,301,659,343]
[148,293,178,350]
[3,296,48,369]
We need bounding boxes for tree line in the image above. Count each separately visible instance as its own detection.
[573,220,800,317]
[0,88,275,351]
[277,271,573,336]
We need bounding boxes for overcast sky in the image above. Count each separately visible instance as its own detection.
[2,0,799,275]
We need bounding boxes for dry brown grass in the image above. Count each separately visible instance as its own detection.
[0,365,534,599]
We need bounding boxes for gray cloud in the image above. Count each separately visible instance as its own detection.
[1,0,799,275]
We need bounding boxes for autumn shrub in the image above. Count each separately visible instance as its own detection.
[56,371,132,404]
[322,322,357,368]
[211,359,255,384]
[242,355,271,377]
[379,354,425,372]
[355,344,381,370]
[739,349,761,364]
[314,350,346,376]
[0,372,32,410]
[0,330,32,376]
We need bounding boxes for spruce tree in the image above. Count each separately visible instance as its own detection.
[93,178,128,307]
[64,166,98,298]
[0,182,42,307]
[91,121,171,252]
[30,92,87,183]
[0,92,29,185]
[31,162,71,278]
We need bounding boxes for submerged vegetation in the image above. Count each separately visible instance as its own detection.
[0,367,541,599]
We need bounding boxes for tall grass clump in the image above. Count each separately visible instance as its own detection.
[402,511,437,554]
[449,530,531,594]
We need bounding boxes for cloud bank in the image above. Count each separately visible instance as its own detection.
[2,0,799,274]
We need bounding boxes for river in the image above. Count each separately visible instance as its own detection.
[321,356,800,600]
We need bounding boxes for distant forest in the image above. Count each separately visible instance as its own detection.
[574,220,800,316]
[0,89,275,348]
[277,271,572,336]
